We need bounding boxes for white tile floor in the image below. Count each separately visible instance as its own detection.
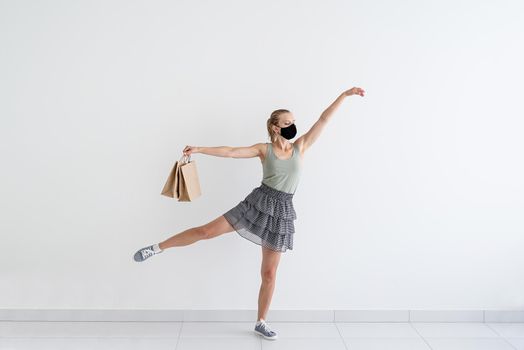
[1,321,523,349]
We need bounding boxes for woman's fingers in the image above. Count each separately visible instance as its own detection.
[345,87,365,96]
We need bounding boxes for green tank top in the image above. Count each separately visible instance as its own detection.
[261,142,302,194]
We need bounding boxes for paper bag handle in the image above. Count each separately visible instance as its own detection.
[179,154,191,164]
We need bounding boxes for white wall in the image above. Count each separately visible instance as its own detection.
[1,0,523,310]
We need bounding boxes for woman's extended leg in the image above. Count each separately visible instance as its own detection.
[158,215,234,250]
[257,245,282,321]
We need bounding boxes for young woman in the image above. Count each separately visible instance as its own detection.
[133,87,365,340]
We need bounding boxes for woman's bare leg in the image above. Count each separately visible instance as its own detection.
[257,245,282,321]
[158,215,234,250]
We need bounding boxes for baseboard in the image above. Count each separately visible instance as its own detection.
[1,309,523,322]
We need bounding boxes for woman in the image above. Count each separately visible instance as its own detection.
[133,87,365,340]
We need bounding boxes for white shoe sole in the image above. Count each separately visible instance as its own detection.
[254,329,278,340]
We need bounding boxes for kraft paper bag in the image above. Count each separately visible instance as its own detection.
[161,156,184,198]
[178,156,202,202]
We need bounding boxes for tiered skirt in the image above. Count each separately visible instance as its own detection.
[223,182,296,252]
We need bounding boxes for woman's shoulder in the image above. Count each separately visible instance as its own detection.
[292,140,305,159]
[259,142,270,162]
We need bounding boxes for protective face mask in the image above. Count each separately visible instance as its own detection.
[279,123,297,140]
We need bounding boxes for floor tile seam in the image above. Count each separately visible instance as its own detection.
[334,323,350,350]
[408,321,435,350]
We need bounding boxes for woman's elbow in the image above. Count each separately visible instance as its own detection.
[224,146,234,158]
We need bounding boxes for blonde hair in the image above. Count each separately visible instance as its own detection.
[266,109,290,143]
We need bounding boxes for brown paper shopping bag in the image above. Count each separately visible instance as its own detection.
[161,156,184,198]
[178,155,202,202]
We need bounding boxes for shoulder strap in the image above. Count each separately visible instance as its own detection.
[264,142,272,161]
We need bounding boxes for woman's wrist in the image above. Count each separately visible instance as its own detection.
[342,87,365,97]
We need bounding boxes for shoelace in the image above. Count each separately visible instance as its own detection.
[141,247,154,259]
[259,321,274,334]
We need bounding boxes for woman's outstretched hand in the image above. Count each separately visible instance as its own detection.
[183,145,198,156]
[343,87,365,97]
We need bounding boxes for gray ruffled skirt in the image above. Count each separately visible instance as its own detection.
[223,182,296,252]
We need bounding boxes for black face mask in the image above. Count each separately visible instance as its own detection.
[279,123,297,140]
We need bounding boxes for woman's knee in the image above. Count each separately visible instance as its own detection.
[200,215,233,240]
[198,224,215,239]
[261,269,277,284]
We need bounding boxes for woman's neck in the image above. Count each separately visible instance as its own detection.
[273,138,292,151]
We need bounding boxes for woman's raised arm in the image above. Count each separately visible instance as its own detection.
[295,87,365,152]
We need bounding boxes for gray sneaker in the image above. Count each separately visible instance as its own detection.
[133,245,161,262]
[254,320,278,340]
